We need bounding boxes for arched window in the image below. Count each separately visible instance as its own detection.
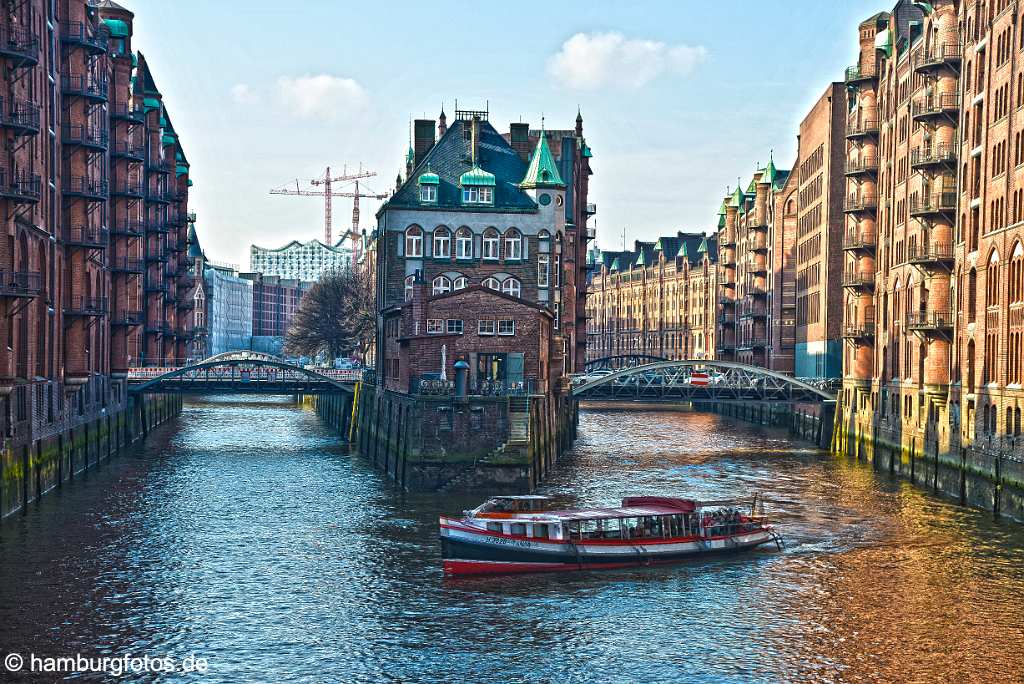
[432,275,451,295]
[987,249,1001,307]
[405,226,422,257]
[504,228,522,260]
[502,277,521,298]
[404,274,415,301]
[968,268,978,322]
[483,228,500,260]
[538,229,551,253]
[433,227,450,258]
[453,275,467,290]
[482,277,500,290]
[455,227,473,259]
[1011,241,1024,303]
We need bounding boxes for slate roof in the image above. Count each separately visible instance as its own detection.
[187,221,203,259]
[385,118,537,213]
[520,132,565,188]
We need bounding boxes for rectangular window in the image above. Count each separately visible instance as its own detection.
[554,254,561,287]
[498,320,515,336]
[426,319,443,334]
[446,319,464,334]
[538,253,550,288]
[420,184,436,203]
[478,319,496,335]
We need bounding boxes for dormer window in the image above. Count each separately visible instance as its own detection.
[462,186,493,204]
[418,170,439,204]
[459,166,495,205]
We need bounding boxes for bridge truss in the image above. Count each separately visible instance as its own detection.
[584,354,668,371]
[128,354,356,395]
[572,360,836,404]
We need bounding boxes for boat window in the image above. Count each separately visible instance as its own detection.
[601,518,621,539]
[509,522,526,536]
[567,521,581,540]
[532,523,549,539]
[486,522,502,532]
[580,519,600,539]
[621,517,639,538]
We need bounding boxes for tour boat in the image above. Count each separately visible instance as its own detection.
[440,494,781,575]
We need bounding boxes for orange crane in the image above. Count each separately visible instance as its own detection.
[269,165,388,246]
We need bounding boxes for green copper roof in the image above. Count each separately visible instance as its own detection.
[103,18,129,37]
[418,171,439,184]
[912,1,934,15]
[187,223,203,258]
[729,186,745,208]
[459,166,495,186]
[760,156,778,186]
[697,237,709,254]
[143,97,160,111]
[718,214,726,229]
[679,241,690,259]
[520,132,565,188]
[131,52,138,67]
[406,146,414,163]
[746,176,758,194]
[176,164,189,175]
[187,179,193,187]
[610,256,621,272]
[635,250,648,266]
[717,200,727,217]
[162,133,176,145]
[581,143,593,158]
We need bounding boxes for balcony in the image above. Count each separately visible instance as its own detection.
[748,262,767,276]
[110,309,143,326]
[746,218,767,231]
[145,220,170,234]
[585,225,596,240]
[915,43,962,72]
[145,187,173,204]
[111,179,145,199]
[842,230,876,252]
[842,319,876,340]
[750,241,769,254]
[62,73,109,102]
[716,342,737,354]
[745,283,767,297]
[843,194,878,214]
[0,27,40,67]
[63,176,108,201]
[719,233,736,248]
[907,242,955,268]
[111,140,145,161]
[61,22,109,54]
[65,296,107,317]
[739,305,767,320]
[586,202,597,216]
[167,210,187,227]
[146,159,173,175]
[906,309,954,333]
[64,226,109,249]
[720,255,736,267]
[844,65,876,84]
[910,143,958,171]
[110,220,144,237]
[719,295,737,307]
[0,98,40,136]
[845,156,879,177]
[0,170,41,204]
[109,257,144,274]
[719,312,736,326]
[144,279,169,294]
[909,192,957,217]
[145,322,175,335]
[737,337,769,350]
[842,270,875,291]
[111,103,146,124]
[911,93,960,120]
[0,271,42,298]
[62,124,108,151]
[846,119,879,139]
[145,250,168,264]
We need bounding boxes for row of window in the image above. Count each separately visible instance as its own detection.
[425,318,516,336]
[404,274,523,299]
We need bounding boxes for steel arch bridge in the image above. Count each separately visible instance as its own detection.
[584,354,668,371]
[127,353,356,395]
[572,360,837,404]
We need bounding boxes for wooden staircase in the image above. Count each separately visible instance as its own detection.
[508,396,530,444]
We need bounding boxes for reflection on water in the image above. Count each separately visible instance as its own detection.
[1,398,1023,682]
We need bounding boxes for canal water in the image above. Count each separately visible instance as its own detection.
[2,397,1023,683]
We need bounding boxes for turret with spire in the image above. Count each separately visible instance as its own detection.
[438,106,447,136]
[575,107,583,137]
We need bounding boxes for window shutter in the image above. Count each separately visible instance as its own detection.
[396,232,404,257]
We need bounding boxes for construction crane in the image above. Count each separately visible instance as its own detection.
[269,165,387,245]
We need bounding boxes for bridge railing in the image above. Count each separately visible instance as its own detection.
[127,364,363,384]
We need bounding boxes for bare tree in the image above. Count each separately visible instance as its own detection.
[285,267,374,360]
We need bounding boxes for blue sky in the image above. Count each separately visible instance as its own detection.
[127,0,882,266]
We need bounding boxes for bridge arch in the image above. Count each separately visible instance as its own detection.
[584,354,668,371]
[572,360,836,403]
[129,357,355,395]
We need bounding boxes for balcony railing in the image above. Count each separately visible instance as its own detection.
[111,140,145,161]
[110,220,144,237]
[844,156,879,176]
[843,194,878,213]
[65,226,109,249]
[907,242,955,266]
[0,27,40,66]
[916,43,962,71]
[62,73,109,102]
[719,296,737,306]
[845,65,876,83]
[586,202,597,216]
[585,225,596,240]
[739,305,767,319]
[842,270,875,290]
[0,271,42,298]
[62,123,108,150]
[719,312,736,326]
[145,187,173,203]
[906,309,954,332]
[909,192,957,216]
[842,231,876,251]
[0,169,41,203]
[61,22,109,54]
[145,220,170,233]
[146,159,174,174]
[109,257,144,273]
[144,279,169,293]
[748,262,767,275]
[911,92,960,119]
[846,120,879,138]
[0,98,40,136]
[110,309,144,326]
[737,337,769,349]
[111,103,146,123]
[146,250,169,264]
[111,179,145,198]
[842,318,876,339]
[63,175,108,201]
[910,143,958,169]
[718,233,736,247]
[65,296,107,317]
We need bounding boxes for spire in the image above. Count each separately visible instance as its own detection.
[760,151,778,186]
[187,221,204,259]
[438,104,447,136]
[575,107,583,136]
[520,126,565,189]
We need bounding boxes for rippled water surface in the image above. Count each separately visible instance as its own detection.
[2,397,1024,682]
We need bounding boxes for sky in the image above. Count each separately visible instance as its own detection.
[126,0,884,266]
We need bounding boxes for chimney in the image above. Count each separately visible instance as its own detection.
[470,115,481,165]
[413,119,435,166]
[509,122,531,162]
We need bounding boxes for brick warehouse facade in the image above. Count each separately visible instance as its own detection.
[0,1,192,518]
[348,107,593,492]
[836,0,1024,521]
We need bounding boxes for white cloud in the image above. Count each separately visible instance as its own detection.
[547,32,707,90]
[230,83,258,105]
[276,74,369,121]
